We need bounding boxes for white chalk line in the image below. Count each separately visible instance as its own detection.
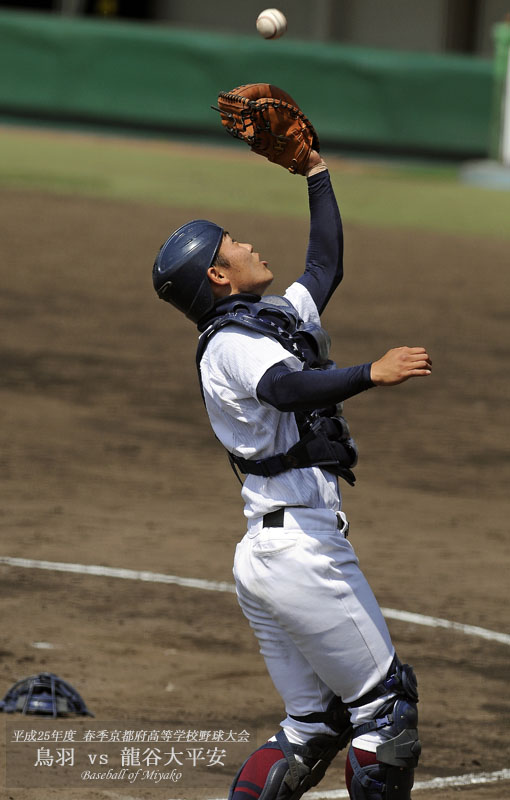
[1,555,509,647]
[111,767,510,800]
[378,608,510,647]
[0,555,237,594]
[2,555,509,796]
[302,767,510,798]
[207,768,510,800]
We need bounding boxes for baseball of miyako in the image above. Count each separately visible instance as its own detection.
[256,8,287,39]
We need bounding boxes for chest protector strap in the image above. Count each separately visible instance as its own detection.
[228,414,357,486]
[196,295,358,486]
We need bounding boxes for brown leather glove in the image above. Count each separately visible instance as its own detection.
[214,83,320,175]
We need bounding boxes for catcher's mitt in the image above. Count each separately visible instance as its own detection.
[214,83,319,175]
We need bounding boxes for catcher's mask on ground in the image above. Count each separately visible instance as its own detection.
[0,672,94,717]
[153,219,224,323]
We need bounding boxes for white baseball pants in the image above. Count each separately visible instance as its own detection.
[233,507,395,748]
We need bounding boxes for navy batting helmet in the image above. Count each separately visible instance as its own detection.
[152,219,224,323]
[0,672,94,717]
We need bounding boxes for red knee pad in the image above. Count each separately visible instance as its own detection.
[345,748,378,794]
[232,744,285,800]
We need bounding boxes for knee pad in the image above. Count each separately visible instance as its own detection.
[346,661,421,800]
[347,748,414,800]
[229,728,347,800]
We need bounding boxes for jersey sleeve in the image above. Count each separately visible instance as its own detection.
[283,281,321,326]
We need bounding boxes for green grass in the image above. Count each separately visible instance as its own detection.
[1,125,509,238]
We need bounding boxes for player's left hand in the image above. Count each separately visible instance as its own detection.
[370,346,432,386]
[304,149,324,174]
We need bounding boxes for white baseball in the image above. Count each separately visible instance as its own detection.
[256,8,287,40]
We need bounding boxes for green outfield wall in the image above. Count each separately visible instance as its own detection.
[0,10,494,158]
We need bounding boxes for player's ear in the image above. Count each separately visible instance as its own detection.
[207,265,230,286]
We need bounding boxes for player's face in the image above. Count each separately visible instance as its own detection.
[216,233,274,295]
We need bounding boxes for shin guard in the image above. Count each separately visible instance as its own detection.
[229,728,349,800]
[346,660,421,799]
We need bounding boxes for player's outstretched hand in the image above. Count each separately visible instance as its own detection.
[370,346,432,386]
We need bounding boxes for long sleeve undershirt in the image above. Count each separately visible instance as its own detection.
[257,170,375,412]
[257,361,374,412]
[296,170,343,314]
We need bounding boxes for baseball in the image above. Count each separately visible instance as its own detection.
[256,8,287,39]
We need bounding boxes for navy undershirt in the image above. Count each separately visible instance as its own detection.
[256,170,375,412]
[297,169,344,314]
[257,361,374,413]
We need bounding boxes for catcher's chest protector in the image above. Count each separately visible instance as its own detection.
[196,295,358,485]
[197,294,330,370]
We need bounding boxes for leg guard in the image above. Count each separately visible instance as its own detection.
[346,660,421,800]
[229,726,350,800]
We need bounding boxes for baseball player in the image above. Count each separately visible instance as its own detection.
[152,141,430,799]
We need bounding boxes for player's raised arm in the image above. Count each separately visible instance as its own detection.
[296,150,344,314]
[215,85,343,315]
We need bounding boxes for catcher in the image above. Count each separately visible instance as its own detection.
[152,85,430,800]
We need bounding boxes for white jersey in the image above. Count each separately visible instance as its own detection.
[199,281,341,518]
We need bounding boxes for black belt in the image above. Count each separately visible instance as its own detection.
[262,508,286,528]
[262,507,348,534]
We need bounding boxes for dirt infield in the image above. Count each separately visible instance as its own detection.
[1,185,509,799]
